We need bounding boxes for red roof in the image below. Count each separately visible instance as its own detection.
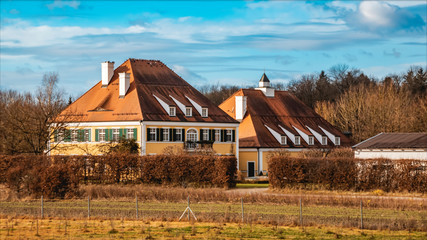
[219,88,352,148]
[58,59,237,123]
[353,132,427,149]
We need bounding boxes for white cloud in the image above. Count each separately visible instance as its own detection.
[359,1,397,27]
[46,0,80,10]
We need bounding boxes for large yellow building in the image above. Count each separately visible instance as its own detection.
[219,74,351,177]
[50,59,239,158]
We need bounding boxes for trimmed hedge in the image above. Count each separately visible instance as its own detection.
[0,154,237,198]
[268,156,427,193]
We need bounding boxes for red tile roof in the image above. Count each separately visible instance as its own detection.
[58,59,237,123]
[219,88,352,148]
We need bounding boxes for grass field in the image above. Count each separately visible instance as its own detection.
[1,218,426,239]
[0,199,425,232]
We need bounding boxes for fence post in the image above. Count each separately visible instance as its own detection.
[187,196,190,221]
[299,198,302,227]
[41,195,44,219]
[241,197,244,223]
[136,194,139,220]
[87,196,90,219]
[360,200,363,229]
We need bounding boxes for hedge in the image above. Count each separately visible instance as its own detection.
[268,156,427,192]
[0,154,237,198]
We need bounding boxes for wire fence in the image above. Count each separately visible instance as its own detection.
[1,196,426,231]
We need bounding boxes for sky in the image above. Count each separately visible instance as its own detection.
[1,0,426,97]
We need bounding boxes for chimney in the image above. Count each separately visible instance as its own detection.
[235,95,247,121]
[119,72,130,98]
[101,61,114,87]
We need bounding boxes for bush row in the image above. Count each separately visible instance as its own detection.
[0,154,237,198]
[268,156,427,192]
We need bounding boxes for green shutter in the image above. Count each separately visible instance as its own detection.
[95,129,99,142]
[123,129,128,139]
[146,128,151,141]
[156,128,160,141]
[109,129,113,141]
[88,129,91,142]
[232,130,236,142]
[119,129,124,139]
[169,129,173,141]
[65,130,71,142]
[54,130,58,142]
[159,128,164,141]
[209,129,213,141]
[133,128,137,140]
[172,129,176,141]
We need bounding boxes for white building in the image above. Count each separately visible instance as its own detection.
[353,132,427,160]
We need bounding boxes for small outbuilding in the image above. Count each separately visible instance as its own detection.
[353,132,427,160]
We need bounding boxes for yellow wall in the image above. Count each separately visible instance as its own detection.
[239,151,258,172]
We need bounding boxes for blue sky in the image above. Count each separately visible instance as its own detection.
[1,1,426,97]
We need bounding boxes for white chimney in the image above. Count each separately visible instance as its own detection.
[235,96,247,121]
[101,61,114,87]
[119,72,130,98]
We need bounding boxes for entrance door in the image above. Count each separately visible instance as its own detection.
[248,162,255,177]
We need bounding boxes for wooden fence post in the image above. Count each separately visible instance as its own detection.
[136,195,139,220]
[241,197,244,223]
[187,196,190,221]
[40,195,44,219]
[360,200,363,229]
[87,196,90,219]
[299,198,303,227]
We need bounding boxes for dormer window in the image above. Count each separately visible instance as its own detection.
[309,136,314,145]
[322,136,328,145]
[202,108,208,117]
[335,137,340,145]
[169,106,176,117]
[295,136,301,145]
[185,107,192,117]
[281,135,287,145]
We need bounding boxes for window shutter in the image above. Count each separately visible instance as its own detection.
[133,128,137,140]
[156,128,160,141]
[209,129,213,141]
[95,129,99,142]
[182,129,185,141]
[172,129,176,141]
[147,128,151,141]
[88,129,91,142]
[65,130,71,142]
[119,129,124,139]
[232,130,236,142]
[169,128,173,141]
[200,129,203,141]
[123,129,128,139]
[109,129,113,141]
[54,130,58,142]
[221,129,225,142]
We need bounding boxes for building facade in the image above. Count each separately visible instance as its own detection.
[219,73,351,177]
[50,59,239,157]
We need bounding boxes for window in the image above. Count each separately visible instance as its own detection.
[295,136,301,145]
[149,128,156,141]
[112,129,120,141]
[185,107,192,117]
[202,129,209,141]
[163,128,170,141]
[84,129,90,142]
[226,129,233,142]
[202,108,208,117]
[57,129,65,142]
[175,129,182,141]
[169,106,176,117]
[215,129,221,142]
[335,137,340,145]
[186,129,197,149]
[71,129,78,142]
[281,135,287,145]
[309,136,314,145]
[322,136,327,145]
[127,129,134,140]
[99,129,106,142]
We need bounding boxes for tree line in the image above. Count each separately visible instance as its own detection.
[1,65,425,155]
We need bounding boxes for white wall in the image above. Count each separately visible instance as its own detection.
[354,149,427,160]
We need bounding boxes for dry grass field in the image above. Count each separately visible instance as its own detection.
[1,218,427,239]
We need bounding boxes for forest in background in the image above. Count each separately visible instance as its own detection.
[1,65,426,154]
